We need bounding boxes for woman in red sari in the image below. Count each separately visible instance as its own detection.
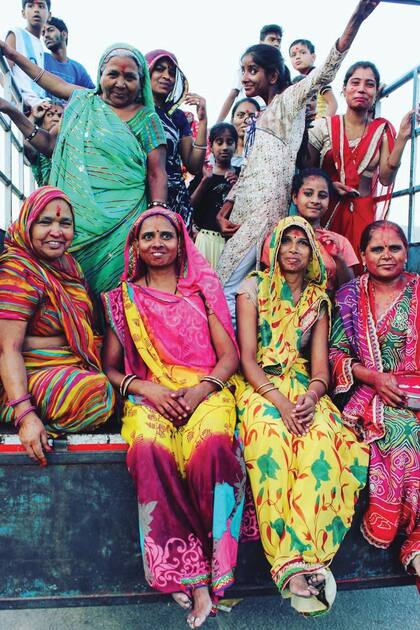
[308,61,418,260]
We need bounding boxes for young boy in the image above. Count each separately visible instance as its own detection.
[289,39,338,117]
[189,123,239,268]
[5,1,51,106]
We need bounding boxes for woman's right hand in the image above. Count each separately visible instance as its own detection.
[19,413,51,465]
[332,182,360,197]
[274,397,307,436]
[218,216,240,239]
[352,0,381,23]
[138,382,189,423]
[372,372,405,407]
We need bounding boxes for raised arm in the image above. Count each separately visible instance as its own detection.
[0,97,57,156]
[286,1,381,114]
[0,39,79,101]
[379,105,420,186]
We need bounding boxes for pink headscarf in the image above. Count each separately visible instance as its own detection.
[145,49,188,114]
[123,207,237,350]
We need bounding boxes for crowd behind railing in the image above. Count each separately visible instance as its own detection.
[0,0,419,626]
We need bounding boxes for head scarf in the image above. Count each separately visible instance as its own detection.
[123,206,237,347]
[1,186,100,368]
[145,49,188,114]
[255,215,330,373]
[97,43,154,109]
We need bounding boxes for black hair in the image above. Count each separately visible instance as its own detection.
[47,16,68,34]
[209,122,238,146]
[289,39,315,55]
[242,44,291,95]
[260,24,283,40]
[292,168,334,198]
[22,0,51,9]
[231,97,261,119]
[343,61,380,88]
[360,220,408,253]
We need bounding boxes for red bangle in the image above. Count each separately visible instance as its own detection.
[15,406,37,428]
[8,393,32,408]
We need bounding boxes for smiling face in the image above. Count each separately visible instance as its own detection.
[278,226,312,274]
[137,215,179,272]
[30,199,74,261]
[289,43,315,74]
[293,176,330,227]
[232,100,259,139]
[241,54,275,99]
[22,1,50,31]
[150,57,176,99]
[361,226,407,282]
[343,67,378,113]
[100,56,142,108]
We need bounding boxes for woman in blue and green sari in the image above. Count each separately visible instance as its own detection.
[0,41,167,294]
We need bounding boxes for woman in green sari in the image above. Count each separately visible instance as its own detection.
[0,41,167,295]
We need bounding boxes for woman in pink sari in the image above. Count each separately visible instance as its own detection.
[102,207,244,628]
[308,61,418,260]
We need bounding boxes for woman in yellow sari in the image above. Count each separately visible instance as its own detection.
[236,215,368,616]
[102,207,244,628]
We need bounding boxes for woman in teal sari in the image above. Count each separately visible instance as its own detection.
[0,41,167,294]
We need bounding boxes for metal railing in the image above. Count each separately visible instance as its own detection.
[0,51,34,231]
[376,65,420,242]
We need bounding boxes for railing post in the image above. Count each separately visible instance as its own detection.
[408,68,419,242]
[3,71,13,228]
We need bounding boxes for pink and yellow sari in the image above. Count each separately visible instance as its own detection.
[102,208,245,599]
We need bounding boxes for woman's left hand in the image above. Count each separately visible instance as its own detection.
[398,105,420,142]
[184,93,207,121]
[293,393,316,433]
[171,384,209,421]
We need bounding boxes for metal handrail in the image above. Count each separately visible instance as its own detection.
[376,65,419,242]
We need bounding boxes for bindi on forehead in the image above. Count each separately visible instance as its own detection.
[285,228,306,239]
[55,204,62,217]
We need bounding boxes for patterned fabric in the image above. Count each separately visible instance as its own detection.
[309,115,396,258]
[216,44,347,286]
[235,217,368,615]
[102,208,244,598]
[145,50,194,230]
[0,186,115,433]
[49,43,167,295]
[330,274,420,570]
[31,152,52,187]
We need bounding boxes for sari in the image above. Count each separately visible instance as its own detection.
[145,49,195,230]
[310,115,396,259]
[0,187,115,433]
[235,216,368,615]
[330,274,420,573]
[102,208,245,600]
[49,44,167,295]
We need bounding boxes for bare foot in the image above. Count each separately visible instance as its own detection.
[187,586,212,628]
[172,592,192,610]
[289,574,321,598]
[411,554,420,577]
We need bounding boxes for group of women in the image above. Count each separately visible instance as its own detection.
[0,0,418,626]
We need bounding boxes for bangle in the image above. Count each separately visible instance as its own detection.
[193,143,207,150]
[122,375,139,397]
[261,385,277,396]
[119,373,135,396]
[8,393,32,408]
[25,124,40,142]
[33,68,45,84]
[307,390,319,405]
[256,381,273,394]
[15,406,37,428]
[200,375,225,391]
[148,201,171,210]
[309,377,328,391]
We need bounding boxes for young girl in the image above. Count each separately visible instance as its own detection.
[189,123,240,268]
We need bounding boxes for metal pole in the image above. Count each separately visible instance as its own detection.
[3,74,13,229]
[408,68,419,242]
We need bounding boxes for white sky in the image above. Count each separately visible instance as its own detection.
[1,0,420,231]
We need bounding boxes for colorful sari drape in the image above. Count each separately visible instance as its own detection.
[49,44,166,295]
[236,216,368,615]
[330,273,420,572]
[102,208,245,599]
[320,115,396,259]
[0,186,115,433]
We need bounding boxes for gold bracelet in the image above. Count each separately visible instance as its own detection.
[261,385,277,396]
[256,381,272,394]
[200,376,225,391]
[309,377,328,391]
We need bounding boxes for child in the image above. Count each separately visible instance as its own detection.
[5,1,51,106]
[289,39,337,118]
[189,123,239,268]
